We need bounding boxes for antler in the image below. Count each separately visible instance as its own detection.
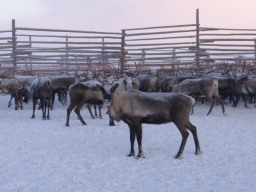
[89,61,121,86]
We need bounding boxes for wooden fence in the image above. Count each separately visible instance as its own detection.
[0,9,256,76]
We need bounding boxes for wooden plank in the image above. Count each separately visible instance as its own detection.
[0,53,13,56]
[15,46,122,51]
[15,52,121,57]
[200,33,256,36]
[200,27,256,31]
[0,37,13,40]
[126,51,195,56]
[126,35,196,41]
[200,43,254,47]
[123,24,196,31]
[16,54,121,60]
[211,58,255,61]
[15,40,121,45]
[126,56,195,61]
[126,29,197,37]
[125,45,197,51]
[198,52,255,56]
[15,61,120,65]
[200,38,255,42]
[198,48,254,51]
[15,27,121,35]
[0,30,12,33]
[16,34,122,39]
[125,41,195,47]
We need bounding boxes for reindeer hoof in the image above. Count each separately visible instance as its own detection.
[127,152,135,157]
[137,152,145,159]
[195,149,202,155]
[109,122,115,126]
[175,154,183,159]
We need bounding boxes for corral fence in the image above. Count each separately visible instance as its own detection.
[1,9,256,77]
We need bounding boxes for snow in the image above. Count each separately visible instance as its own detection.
[0,93,256,192]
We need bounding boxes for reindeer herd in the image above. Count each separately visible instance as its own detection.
[1,70,256,159]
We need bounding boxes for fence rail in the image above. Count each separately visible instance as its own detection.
[0,9,256,77]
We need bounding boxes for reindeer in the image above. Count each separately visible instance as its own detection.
[82,80,110,119]
[65,82,107,127]
[49,75,78,109]
[0,78,26,110]
[107,77,140,126]
[108,85,202,159]
[30,77,52,120]
[172,78,225,116]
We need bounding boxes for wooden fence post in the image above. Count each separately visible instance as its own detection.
[172,48,176,60]
[254,39,256,65]
[121,30,126,72]
[65,35,69,72]
[11,19,17,72]
[101,37,108,64]
[195,9,200,68]
[29,35,32,69]
[142,49,146,65]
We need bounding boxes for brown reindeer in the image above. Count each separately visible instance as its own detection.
[65,82,105,127]
[108,85,202,159]
[172,78,225,116]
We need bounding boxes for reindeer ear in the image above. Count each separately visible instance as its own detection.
[110,83,119,93]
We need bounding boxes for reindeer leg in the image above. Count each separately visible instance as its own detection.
[127,124,136,157]
[63,91,67,105]
[66,103,76,127]
[8,96,13,108]
[94,105,98,117]
[41,99,46,120]
[107,107,115,126]
[87,105,95,119]
[46,98,51,119]
[254,94,256,108]
[18,92,23,110]
[109,116,115,126]
[232,96,240,108]
[14,94,19,110]
[98,105,102,119]
[134,122,145,159]
[217,96,225,114]
[207,97,215,116]
[174,122,189,159]
[186,121,202,155]
[31,98,37,119]
[51,92,55,110]
[242,95,249,108]
[75,104,87,125]
[58,91,64,105]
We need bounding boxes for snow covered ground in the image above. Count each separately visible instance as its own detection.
[0,93,256,192]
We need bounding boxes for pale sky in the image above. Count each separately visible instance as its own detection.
[0,0,256,32]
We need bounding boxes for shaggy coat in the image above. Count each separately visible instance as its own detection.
[109,88,201,159]
[65,82,104,127]
[30,77,52,120]
[172,78,225,115]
